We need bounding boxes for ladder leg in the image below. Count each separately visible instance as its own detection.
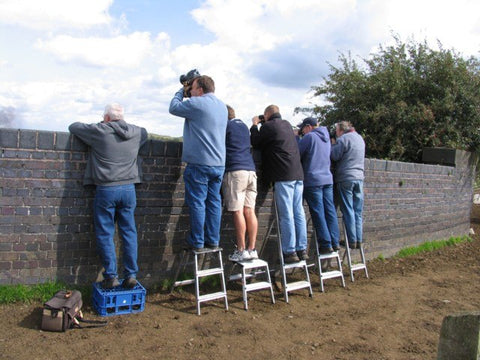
[170,249,189,293]
[218,250,229,311]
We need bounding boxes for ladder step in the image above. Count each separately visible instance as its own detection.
[235,259,269,269]
[285,280,311,292]
[197,268,224,277]
[245,281,273,292]
[283,260,307,270]
[320,270,344,280]
[198,291,227,303]
[351,264,367,271]
[318,252,340,260]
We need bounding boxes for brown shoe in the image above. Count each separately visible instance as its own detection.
[283,252,300,264]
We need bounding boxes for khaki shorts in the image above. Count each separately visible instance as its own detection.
[222,170,257,211]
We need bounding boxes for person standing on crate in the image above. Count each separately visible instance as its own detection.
[250,105,308,264]
[69,103,148,289]
[222,105,259,262]
[297,117,340,254]
[330,121,366,250]
[169,73,227,251]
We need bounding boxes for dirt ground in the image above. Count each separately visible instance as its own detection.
[2,206,480,360]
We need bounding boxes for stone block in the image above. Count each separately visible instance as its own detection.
[437,311,480,360]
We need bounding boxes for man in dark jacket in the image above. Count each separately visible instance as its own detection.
[69,103,148,289]
[298,117,340,254]
[250,105,307,263]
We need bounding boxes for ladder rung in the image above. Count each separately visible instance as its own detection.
[173,279,195,287]
[245,281,273,292]
[197,268,224,277]
[198,291,227,303]
[320,270,344,280]
[285,280,311,292]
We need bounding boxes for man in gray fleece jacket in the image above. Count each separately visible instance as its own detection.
[331,121,365,250]
[69,103,148,289]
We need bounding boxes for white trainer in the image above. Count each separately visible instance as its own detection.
[248,249,258,259]
[229,249,251,262]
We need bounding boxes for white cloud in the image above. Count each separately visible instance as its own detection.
[35,32,169,68]
[0,0,113,30]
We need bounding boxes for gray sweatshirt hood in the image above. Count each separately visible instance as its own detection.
[107,120,137,140]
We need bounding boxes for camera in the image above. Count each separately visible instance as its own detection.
[329,124,337,139]
[179,69,201,97]
[258,115,265,124]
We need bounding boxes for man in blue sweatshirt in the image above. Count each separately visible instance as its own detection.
[69,103,148,289]
[223,105,258,262]
[169,75,227,250]
[298,117,340,254]
[331,121,366,249]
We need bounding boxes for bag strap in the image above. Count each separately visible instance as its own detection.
[71,310,108,329]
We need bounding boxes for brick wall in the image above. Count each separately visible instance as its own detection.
[0,129,475,286]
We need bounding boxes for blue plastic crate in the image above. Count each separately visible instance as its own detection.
[92,280,146,317]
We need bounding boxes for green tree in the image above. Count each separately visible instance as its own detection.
[298,36,480,162]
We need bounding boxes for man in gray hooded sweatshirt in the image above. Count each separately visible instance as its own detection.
[69,103,148,289]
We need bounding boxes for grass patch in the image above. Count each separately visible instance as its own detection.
[396,235,472,258]
[0,281,93,305]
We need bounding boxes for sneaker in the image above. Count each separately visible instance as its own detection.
[297,249,309,260]
[283,252,300,264]
[122,277,137,289]
[229,249,250,262]
[332,245,340,251]
[356,242,363,249]
[248,249,259,259]
[319,247,334,255]
[102,277,120,289]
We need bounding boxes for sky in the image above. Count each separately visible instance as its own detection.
[1,0,479,137]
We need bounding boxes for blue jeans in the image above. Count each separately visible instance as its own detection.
[336,180,364,244]
[304,185,340,249]
[274,181,307,254]
[184,164,225,248]
[94,184,138,280]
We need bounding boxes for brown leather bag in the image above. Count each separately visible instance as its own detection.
[41,290,106,332]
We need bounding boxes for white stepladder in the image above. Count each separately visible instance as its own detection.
[341,220,369,282]
[229,258,275,310]
[271,196,313,303]
[170,247,228,315]
[312,230,345,292]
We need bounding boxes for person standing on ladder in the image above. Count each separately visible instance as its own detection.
[330,121,366,250]
[250,105,308,264]
[169,74,228,251]
[297,117,340,254]
[223,105,259,262]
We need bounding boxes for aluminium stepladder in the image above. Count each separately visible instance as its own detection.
[266,195,313,303]
[312,230,345,292]
[341,219,369,281]
[170,246,228,315]
[228,257,275,310]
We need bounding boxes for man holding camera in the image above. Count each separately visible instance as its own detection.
[250,105,307,264]
[169,74,228,251]
[297,117,340,254]
[331,121,365,249]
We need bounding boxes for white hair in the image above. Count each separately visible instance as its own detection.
[103,103,124,121]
